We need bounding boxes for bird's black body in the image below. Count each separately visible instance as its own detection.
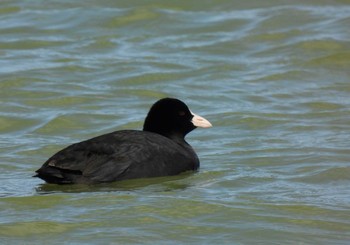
[36,130,199,184]
[35,98,211,184]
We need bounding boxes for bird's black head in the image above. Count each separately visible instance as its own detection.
[143,98,211,140]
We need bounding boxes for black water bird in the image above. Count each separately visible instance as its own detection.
[35,98,212,184]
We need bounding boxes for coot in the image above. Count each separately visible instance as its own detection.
[35,98,212,184]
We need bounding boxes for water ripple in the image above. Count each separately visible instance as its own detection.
[1,0,350,244]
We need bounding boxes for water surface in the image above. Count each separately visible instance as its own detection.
[1,0,350,244]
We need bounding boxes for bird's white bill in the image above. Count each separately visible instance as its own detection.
[191,112,212,128]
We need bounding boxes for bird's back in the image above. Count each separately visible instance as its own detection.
[35,130,199,184]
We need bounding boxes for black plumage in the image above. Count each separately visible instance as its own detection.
[35,98,212,184]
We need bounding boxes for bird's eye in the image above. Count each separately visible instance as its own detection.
[178,111,186,116]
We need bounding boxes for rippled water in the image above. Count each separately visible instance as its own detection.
[1,0,350,244]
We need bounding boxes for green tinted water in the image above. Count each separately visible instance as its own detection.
[1,0,350,244]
